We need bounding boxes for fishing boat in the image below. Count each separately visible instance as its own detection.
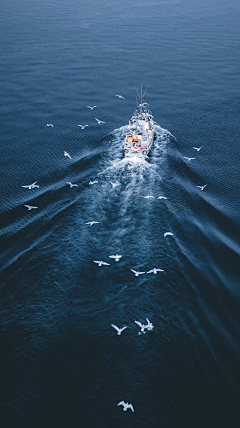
[123,87,156,158]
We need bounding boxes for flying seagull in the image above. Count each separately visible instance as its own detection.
[109,254,122,262]
[66,182,78,188]
[135,320,146,333]
[24,205,38,211]
[111,324,127,335]
[22,181,39,189]
[157,196,167,200]
[144,195,155,199]
[86,221,100,226]
[78,124,88,129]
[147,268,164,274]
[89,180,98,185]
[110,182,120,188]
[87,106,97,110]
[193,146,203,151]
[95,118,105,124]
[164,232,173,237]
[93,261,110,266]
[197,184,207,190]
[131,269,145,277]
[117,401,134,412]
[183,157,195,161]
[116,95,125,99]
[145,318,154,331]
[45,123,54,127]
[64,151,72,159]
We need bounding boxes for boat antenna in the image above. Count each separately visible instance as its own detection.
[143,85,148,98]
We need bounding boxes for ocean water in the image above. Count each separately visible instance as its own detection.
[1,0,240,427]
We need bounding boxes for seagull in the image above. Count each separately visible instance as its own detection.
[144,195,155,199]
[93,260,110,266]
[45,124,54,127]
[135,320,146,333]
[24,205,38,211]
[109,254,122,262]
[157,196,167,200]
[89,180,98,185]
[131,269,145,277]
[197,184,207,190]
[193,146,203,151]
[22,181,39,189]
[95,118,105,124]
[87,106,97,110]
[78,125,88,129]
[111,324,127,335]
[164,232,173,237]
[66,182,78,188]
[86,221,100,226]
[110,182,120,188]
[145,318,154,331]
[117,401,134,412]
[183,157,195,161]
[64,151,72,159]
[116,95,125,99]
[147,268,164,274]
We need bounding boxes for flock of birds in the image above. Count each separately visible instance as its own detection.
[22,102,207,414]
[45,96,125,129]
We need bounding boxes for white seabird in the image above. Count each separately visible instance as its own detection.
[66,182,78,188]
[110,182,120,188]
[95,118,105,124]
[145,318,154,331]
[147,268,164,274]
[111,324,127,335]
[134,320,146,333]
[183,157,195,161]
[131,269,145,277]
[164,232,173,237]
[144,195,155,199]
[86,221,100,226]
[64,151,72,159]
[89,180,98,185]
[87,106,97,110]
[78,125,88,129]
[193,146,203,151]
[197,184,207,190]
[22,181,39,189]
[24,205,38,211]
[93,261,110,266]
[109,254,122,262]
[157,196,167,200]
[45,124,54,127]
[117,401,134,412]
[116,95,125,99]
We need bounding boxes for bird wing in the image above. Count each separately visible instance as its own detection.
[156,268,164,271]
[147,270,154,273]
[135,321,144,328]
[139,271,145,274]
[131,269,138,274]
[118,401,125,406]
[24,205,30,208]
[111,324,119,332]
[109,255,115,259]
[22,185,29,188]
[129,404,134,412]
[120,326,127,332]
[101,262,110,265]
[93,260,101,264]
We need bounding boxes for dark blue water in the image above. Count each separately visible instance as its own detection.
[1,0,240,427]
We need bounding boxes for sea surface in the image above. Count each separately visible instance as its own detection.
[1,0,240,427]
